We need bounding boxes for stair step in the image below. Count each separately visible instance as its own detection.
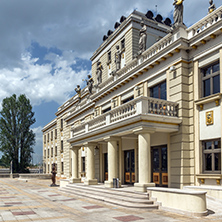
[65,184,148,199]
[60,184,158,210]
[61,187,153,204]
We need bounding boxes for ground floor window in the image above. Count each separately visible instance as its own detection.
[82,157,85,172]
[203,139,221,173]
[61,162,64,174]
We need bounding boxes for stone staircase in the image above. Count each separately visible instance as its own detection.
[60,183,159,210]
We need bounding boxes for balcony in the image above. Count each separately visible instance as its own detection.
[70,97,181,144]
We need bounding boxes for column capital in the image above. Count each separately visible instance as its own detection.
[70,146,80,150]
[133,127,155,135]
[83,142,98,147]
[103,136,120,142]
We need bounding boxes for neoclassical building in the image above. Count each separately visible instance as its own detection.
[43,4,222,192]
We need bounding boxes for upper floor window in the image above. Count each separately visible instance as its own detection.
[55,129,57,139]
[61,141,63,153]
[102,107,111,114]
[121,39,125,50]
[51,131,53,140]
[61,119,63,129]
[150,81,166,100]
[107,51,111,63]
[203,139,221,173]
[202,62,220,97]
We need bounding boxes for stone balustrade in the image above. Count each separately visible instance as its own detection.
[148,97,178,116]
[71,97,179,138]
[187,5,222,39]
[110,100,137,123]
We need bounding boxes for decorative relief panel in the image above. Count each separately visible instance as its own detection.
[206,111,214,126]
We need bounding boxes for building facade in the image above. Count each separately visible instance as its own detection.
[43,5,222,191]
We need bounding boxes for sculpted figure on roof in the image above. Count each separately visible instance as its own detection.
[208,0,216,14]
[75,85,81,103]
[86,75,94,94]
[96,61,103,85]
[173,0,184,26]
[115,45,121,72]
[138,21,147,54]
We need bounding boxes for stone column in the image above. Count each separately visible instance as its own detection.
[84,142,98,185]
[104,136,119,188]
[134,127,155,192]
[70,147,81,183]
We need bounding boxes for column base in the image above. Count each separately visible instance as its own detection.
[84,179,98,185]
[69,178,81,184]
[105,180,122,188]
[134,183,155,192]
[105,181,113,188]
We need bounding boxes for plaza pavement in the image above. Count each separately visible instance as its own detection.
[0,178,222,222]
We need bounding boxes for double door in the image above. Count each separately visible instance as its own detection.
[124,150,135,184]
[151,146,168,187]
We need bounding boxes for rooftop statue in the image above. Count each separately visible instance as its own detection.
[96,61,103,85]
[115,45,121,72]
[138,21,147,54]
[75,85,81,103]
[208,0,216,14]
[86,75,94,94]
[173,0,184,27]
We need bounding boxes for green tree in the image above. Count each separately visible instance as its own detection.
[0,94,36,173]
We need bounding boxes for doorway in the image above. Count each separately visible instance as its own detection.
[151,146,168,187]
[104,153,108,181]
[124,150,135,184]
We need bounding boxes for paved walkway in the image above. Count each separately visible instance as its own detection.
[0,178,222,222]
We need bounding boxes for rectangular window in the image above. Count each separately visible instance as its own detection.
[51,147,53,157]
[51,131,53,141]
[107,51,111,62]
[203,139,221,173]
[55,146,57,156]
[61,141,63,153]
[48,149,49,158]
[82,157,85,172]
[150,81,166,100]
[61,162,64,174]
[202,61,220,97]
[121,38,125,50]
[61,119,63,129]
[44,135,46,144]
[102,107,111,114]
[55,129,57,139]
[47,133,49,142]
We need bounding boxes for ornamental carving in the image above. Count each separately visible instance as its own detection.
[206,111,214,126]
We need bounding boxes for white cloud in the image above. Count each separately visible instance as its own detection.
[0,0,220,69]
[0,52,89,107]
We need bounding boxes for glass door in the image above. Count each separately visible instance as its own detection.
[124,150,135,184]
[151,146,168,187]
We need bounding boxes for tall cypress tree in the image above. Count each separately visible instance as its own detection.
[0,94,36,173]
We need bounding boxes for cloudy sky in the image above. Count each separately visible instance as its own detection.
[0,0,220,164]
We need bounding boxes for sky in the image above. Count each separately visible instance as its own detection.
[0,0,220,164]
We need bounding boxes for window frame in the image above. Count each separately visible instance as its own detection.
[150,81,167,100]
[203,139,221,174]
[201,61,220,98]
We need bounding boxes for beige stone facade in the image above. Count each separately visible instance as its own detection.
[43,7,222,191]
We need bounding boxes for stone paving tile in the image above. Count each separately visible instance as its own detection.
[1,179,222,222]
[83,205,104,210]
[113,215,144,222]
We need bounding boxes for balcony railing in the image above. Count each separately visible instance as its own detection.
[71,96,179,138]
[187,5,222,39]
